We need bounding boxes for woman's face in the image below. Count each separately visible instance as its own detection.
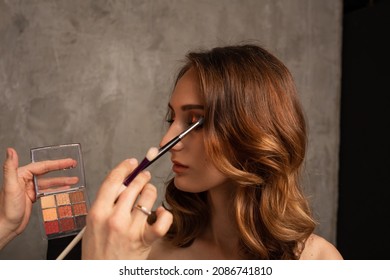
[160,68,228,193]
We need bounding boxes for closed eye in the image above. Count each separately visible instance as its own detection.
[166,103,204,127]
[187,113,203,127]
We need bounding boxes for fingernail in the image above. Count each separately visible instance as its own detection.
[143,170,151,177]
[128,158,137,165]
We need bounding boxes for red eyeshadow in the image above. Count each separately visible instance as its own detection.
[44,221,59,235]
[60,218,75,232]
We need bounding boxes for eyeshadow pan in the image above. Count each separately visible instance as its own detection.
[75,215,86,228]
[41,195,56,209]
[42,208,57,221]
[56,193,70,205]
[58,205,72,218]
[44,221,59,235]
[60,218,75,232]
[70,191,84,203]
[73,203,87,215]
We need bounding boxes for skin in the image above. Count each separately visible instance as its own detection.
[162,68,228,194]
[81,159,173,259]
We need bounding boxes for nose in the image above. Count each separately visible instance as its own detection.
[159,124,184,151]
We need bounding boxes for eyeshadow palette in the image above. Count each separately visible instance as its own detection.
[31,143,89,240]
[40,189,88,239]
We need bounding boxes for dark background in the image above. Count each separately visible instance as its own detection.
[338,0,390,259]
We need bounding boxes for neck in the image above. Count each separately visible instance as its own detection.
[201,182,241,257]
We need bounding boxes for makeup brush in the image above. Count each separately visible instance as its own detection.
[56,117,204,260]
[123,117,204,186]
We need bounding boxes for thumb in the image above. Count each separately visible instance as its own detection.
[3,148,20,192]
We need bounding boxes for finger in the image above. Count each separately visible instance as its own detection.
[144,206,173,245]
[93,158,138,209]
[37,176,79,189]
[3,148,20,194]
[21,158,77,176]
[114,171,152,218]
[130,182,157,225]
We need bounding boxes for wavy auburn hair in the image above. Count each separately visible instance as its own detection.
[164,44,316,259]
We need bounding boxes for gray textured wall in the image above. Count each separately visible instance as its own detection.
[0,0,342,259]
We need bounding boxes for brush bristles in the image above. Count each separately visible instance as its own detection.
[146,147,159,161]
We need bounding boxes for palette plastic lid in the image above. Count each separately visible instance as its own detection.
[31,143,86,197]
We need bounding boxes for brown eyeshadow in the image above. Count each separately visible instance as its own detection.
[73,203,87,215]
[75,215,86,228]
[70,191,84,203]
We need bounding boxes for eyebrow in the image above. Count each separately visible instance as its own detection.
[168,103,204,111]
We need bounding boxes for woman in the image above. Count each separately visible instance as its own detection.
[82,44,343,259]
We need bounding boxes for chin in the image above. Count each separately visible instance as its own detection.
[174,177,206,193]
[174,177,193,192]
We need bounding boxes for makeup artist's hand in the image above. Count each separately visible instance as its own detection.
[0,148,77,250]
[82,158,173,259]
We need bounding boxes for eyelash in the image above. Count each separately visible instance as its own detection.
[166,112,203,127]
[165,111,174,125]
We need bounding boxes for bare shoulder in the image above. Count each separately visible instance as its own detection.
[300,234,343,260]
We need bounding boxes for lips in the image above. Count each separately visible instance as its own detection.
[172,160,189,173]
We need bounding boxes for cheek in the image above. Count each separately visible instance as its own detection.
[195,147,228,189]
[175,136,228,191]
[201,164,228,188]
[175,161,227,193]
